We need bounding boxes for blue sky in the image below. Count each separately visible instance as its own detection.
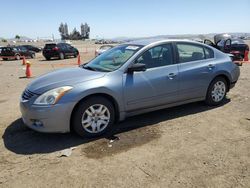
[0,0,249,39]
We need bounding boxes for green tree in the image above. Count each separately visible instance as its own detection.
[2,39,7,42]
[15,35,20,39]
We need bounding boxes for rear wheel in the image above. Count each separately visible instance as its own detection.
[45,57,51,60]
[31,53,35,59]
[59,52,64,60]
[206,77,228,106]
[3,58,8,61]
[72,96,115,138]
[15,55,20,60]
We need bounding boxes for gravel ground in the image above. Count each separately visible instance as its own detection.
[0,41,249,188]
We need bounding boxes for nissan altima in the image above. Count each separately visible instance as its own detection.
[20,39,240,138]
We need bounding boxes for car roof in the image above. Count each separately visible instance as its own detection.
[127,38,200,46]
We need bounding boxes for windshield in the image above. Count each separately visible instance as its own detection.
[83,44,142,72]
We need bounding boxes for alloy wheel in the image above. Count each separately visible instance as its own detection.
[211,81,226,102]
[81,104,110,133]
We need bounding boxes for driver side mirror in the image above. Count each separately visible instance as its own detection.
[127,63,146,73]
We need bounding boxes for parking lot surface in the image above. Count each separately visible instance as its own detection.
[0,41,250,188]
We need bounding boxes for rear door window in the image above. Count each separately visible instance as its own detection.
[45,44,56,49]
[177,43,205,63]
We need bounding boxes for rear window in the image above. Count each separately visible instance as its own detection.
[45,44,56,49]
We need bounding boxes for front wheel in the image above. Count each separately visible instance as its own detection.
[205,77,228,106]
[72,96,115,138]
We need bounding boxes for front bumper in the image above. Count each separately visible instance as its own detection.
[20,101,76,133]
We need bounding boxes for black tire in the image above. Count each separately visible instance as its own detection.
[45,57,51,60]
[3,58,8,61]
[31,53,35,59]
[205,77,228,106]
[72,96,115,138]
[59,52,64,60]
[74,52,78,58]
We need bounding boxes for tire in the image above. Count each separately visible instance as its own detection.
[45,57,51,60]
[72,96,115,138]
[3,58,8,61]
[31,53,35,59]
[205,77,228,106]
[59,52,64,60]
[74,52,78,58]
[15,55,20,60]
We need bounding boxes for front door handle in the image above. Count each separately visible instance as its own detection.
[168,73,177,79]
[208,64,215,70]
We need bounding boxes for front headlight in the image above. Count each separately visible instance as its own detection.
[34,86,73,105]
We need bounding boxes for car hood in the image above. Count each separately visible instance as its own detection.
[27,67,106,94]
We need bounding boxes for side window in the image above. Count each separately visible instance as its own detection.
[58,44,65,50]
[136,44,173,69]
[204,47,214,59]
[177,43,205,63]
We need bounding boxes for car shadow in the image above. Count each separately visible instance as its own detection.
[2,100,230,155]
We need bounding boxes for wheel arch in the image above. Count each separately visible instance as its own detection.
[70,93,120,132]
[210,74,231,92]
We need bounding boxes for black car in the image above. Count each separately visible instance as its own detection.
[1,46,35,60]
[204,34,249,61]
[21,45,42,53]
[42,43,79,60]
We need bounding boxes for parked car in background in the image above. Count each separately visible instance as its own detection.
[95,45,114,56]
[204,34,249,61]
[20,39,240,138]
[21,45,42,53]
[1,46,35,60]
[42,43,79,60]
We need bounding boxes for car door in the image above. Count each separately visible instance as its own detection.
[123,43,179,111]
[176,42,216,100]
[68,45,75,55]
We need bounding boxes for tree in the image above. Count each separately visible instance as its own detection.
[2,39,7,42]
[15,35,20,39]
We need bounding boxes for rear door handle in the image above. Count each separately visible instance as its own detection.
[168,73,177,79]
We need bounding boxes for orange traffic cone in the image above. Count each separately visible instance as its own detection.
[22,56,26,65]
[26,61,32,78]
[77,54,81,66]
[244,50,249,61]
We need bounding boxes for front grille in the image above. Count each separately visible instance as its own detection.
[22,89,36,101]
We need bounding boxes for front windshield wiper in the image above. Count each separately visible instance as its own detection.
[82,65,97,71]
[82,65,111,72]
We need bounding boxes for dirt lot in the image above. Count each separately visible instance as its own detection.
[0,41,250,188]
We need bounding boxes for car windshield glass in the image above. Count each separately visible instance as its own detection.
[83,44,142,72]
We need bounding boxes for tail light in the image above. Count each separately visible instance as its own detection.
[52,47,59,51]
